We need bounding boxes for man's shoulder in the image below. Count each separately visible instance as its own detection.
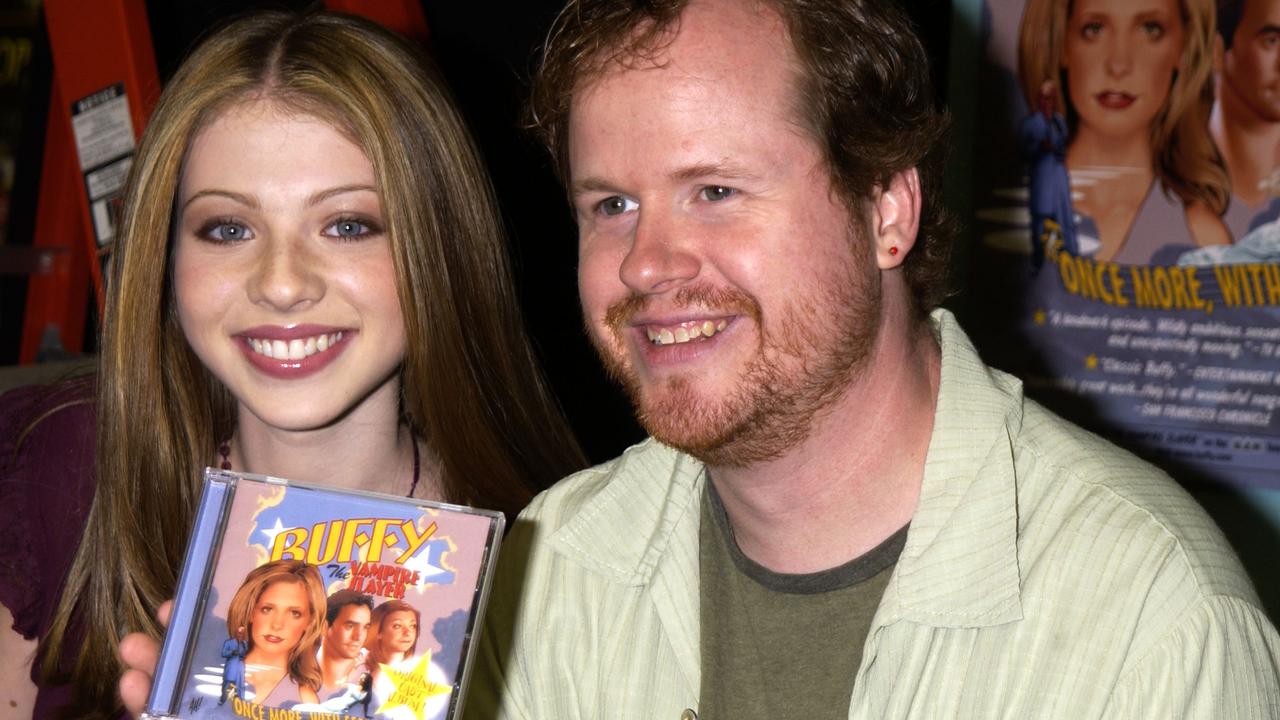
[517,438,692,535]
[1014,400,1256,602]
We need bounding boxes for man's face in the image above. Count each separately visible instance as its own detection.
[1223,0,1280,122]
[323,603,371,660]
[569,0,880,466]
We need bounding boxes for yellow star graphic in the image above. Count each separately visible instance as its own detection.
[1033,310,1047,326]
[1085,354,1098,370]
[375,651,452,720]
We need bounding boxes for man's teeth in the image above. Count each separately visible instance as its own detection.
[249,332,343,360]
[647,320,728,346]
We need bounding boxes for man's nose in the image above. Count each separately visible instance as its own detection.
[618,208,700,295]
[247,235,325,311]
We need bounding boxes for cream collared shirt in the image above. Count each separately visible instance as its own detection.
[470,311,1280,719]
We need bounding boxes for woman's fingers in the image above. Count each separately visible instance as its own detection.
[118,600,174,717]
[118,632,159,716]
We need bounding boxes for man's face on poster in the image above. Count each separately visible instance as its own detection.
[323,603,371,660]
[1224,0,1280,122]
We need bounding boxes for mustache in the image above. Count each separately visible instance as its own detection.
[602,284,762,330]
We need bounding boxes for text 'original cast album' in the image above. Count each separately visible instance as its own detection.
[142,468,504,720]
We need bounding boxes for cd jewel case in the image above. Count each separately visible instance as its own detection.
[142,468,504,720]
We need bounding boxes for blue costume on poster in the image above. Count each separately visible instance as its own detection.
[1020,80,1077,270]
[218,630,247,704]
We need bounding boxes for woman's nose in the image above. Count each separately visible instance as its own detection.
[247,235,325,311]
[1105,38,1132,77]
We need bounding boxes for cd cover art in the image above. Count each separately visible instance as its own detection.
[142,469,504,720]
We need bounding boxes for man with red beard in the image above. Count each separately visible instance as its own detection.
[473,0,1280,717]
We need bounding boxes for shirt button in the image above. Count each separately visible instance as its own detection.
[680,710,698,720]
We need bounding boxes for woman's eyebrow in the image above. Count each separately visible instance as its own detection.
[305,183,378,206]
[181,188,258,212]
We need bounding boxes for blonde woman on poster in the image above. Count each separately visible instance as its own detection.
[222,560,326,707]
[1019,0,1232,263]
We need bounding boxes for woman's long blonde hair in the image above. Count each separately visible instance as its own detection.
[1017,0,1230,214]
[39,11,584,716]
[224,560,327,693]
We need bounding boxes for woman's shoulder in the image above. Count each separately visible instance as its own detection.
[1183,200,1232,248]
[0,375,97,639]
[0,375,96,491]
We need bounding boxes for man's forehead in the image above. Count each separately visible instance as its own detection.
[571,0,792,99]
[336,603,370,621]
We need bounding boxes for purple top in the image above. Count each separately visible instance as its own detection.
[0,379,127,719]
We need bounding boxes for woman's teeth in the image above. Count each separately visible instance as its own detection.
[248,332,343,360]
[647,320,728,346]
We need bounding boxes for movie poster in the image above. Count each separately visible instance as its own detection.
[144,470,503,720]
[958,0,1279,601]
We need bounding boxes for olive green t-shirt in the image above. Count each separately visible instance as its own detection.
[698,482,907,720]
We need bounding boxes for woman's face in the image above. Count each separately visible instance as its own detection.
[381,610,418,655]
[173,101,407,434]
[1063,0,1185,141]
[250,579,312,657]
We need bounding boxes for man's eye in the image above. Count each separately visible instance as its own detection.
[200,219,253,243]
[701,186,736,202]
[598,196,638,216]
[324,217,380,239]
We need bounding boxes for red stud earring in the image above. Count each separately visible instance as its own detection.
[888,246,899,256]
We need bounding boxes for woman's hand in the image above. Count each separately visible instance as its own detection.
[118,600,171,717]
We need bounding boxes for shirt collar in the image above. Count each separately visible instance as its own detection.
[548,438,705,586]
[547,310,1026,628]
[881,309,1025,627]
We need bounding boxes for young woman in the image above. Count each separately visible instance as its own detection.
[223,560,328,707]
[0,10,584,718]
[1018,0,1232,263]
[364,600,421,671]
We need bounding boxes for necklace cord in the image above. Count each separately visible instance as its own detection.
[217,435,421,498]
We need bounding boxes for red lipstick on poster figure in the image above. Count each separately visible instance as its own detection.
[1096,91,1136,109]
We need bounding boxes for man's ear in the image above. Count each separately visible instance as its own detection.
[871,168,921,270]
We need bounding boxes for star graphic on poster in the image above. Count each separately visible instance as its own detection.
[1033,309,1047,326]
[1085,354,1098,370]
[376,652,452,719]
[258,517,290,548]
[402,543,447,581]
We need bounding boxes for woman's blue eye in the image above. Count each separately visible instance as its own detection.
[326,218,377,238]
[203,220,252,242]
[598,196,638,216]
[1141,21,1164,39]
[701,186,736,202]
